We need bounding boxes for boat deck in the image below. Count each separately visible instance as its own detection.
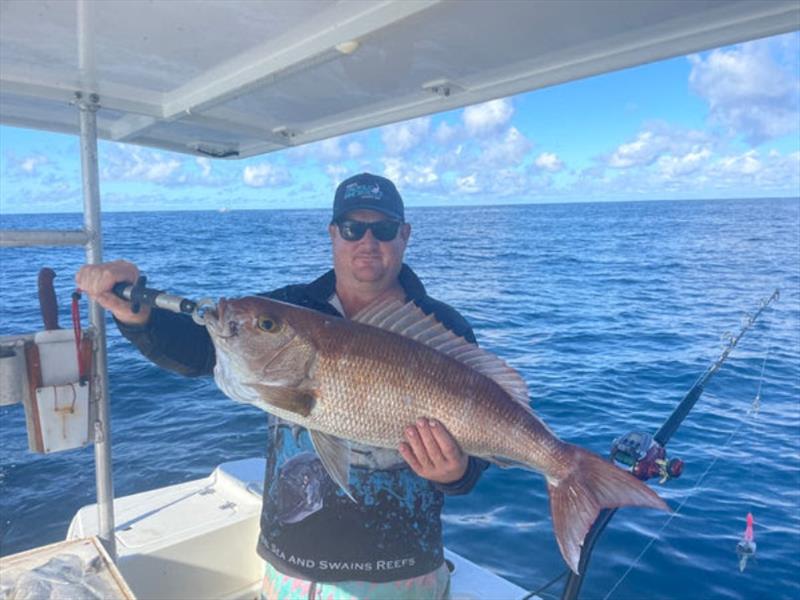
[68,458,533,600]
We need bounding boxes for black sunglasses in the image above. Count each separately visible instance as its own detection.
[335,219,402,242]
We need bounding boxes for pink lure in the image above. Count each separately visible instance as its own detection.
[736,512,756,572]
[744,513,754,543]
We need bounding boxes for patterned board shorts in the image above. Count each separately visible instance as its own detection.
[260,560,451,600]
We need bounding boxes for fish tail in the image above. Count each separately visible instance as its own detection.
[547,444,669,574]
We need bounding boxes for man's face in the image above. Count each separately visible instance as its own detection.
[329,209,411,290]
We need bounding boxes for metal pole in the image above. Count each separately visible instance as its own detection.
[77,91,117,559]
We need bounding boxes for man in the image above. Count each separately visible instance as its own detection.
[76,173,487,599]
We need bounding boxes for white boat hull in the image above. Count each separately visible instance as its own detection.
[68,458,532,600]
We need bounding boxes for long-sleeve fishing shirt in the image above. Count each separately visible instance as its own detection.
[116,264,488,582]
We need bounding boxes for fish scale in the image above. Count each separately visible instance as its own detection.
[206,295,669,574]
[314,329,513,456]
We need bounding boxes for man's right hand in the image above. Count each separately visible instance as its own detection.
[75,260,151,325]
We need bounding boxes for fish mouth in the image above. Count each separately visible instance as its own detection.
[206,298,238,339]
[216,298,227,321]
[203,298,223,327]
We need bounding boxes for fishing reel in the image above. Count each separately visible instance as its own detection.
[610,431,684,483]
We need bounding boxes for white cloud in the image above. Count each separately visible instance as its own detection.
[146,161,181,182]
[102,147,182,183]
[346,142,364,159]
[455,174,480,194]
[325,164,348,185]
[380,117,431,155]
[606,126,712,170]
[656,147,712,178]
[715,150,762,176]
[534,152,564,173]
[486,169,533,196]
[285,134,366,163]
[689,34,800,145]
[434,121,458,145]
[481,127,532,165]
[242,163,291,187]
[463,99,513,136]
[196,157,212,178]
[608,131,664,168]
[578,143,798,198]
[318,139,343,160]
[19,155,48,174]
[382,158,402,184]
[383,158,439,189]
[699,149,800,192]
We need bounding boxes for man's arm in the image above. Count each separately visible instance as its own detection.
[115,310,215,377]
[433,457,490,496]
[76,260,215,377]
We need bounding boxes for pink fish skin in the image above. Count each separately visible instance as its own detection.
[206,296,669,574]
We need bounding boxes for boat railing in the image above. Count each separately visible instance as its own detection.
[0,230,90,248]
[0,93,117,559]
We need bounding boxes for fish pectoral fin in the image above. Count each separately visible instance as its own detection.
[308,430,355,503]
[246,384,316,417]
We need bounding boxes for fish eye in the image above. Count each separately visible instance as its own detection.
[257,316,280,332]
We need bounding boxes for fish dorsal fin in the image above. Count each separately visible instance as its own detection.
[353,300,530,408]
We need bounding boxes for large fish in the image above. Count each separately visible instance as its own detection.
[206,296,668,573]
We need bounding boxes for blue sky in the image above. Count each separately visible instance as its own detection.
[1,31,798,214]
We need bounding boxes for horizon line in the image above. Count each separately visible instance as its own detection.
[2,194,798,217]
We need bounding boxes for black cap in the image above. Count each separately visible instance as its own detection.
[332,173,404,223]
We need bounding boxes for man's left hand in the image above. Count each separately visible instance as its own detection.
[399,418,468,484]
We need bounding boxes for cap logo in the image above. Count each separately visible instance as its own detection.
[344,182,383,201]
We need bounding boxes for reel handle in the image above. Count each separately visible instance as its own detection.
[611,430,684,483]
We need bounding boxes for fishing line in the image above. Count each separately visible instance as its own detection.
[602,422,743,599]
[561,291,778,600]
[522,569,568,600]
[603,341,772,599]
[750,347,770,416]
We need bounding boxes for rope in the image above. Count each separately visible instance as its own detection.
[71,291,89,385]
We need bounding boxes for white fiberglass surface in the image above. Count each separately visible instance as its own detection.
[1,0,797,158]
[0,0,332,93]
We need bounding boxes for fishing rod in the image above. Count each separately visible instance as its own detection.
[111,276,215,325]
[559,288,779,600]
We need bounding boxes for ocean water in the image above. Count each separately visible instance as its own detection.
[1,198,798,599]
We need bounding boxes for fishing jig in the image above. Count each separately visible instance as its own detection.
[736,513,756,572]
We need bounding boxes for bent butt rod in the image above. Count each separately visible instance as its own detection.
[560,288,780,600]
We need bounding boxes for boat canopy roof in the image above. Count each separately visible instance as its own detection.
[1,0,797,159]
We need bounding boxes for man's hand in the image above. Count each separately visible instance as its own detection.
[75,260,151,325]
[399,418,468,484]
